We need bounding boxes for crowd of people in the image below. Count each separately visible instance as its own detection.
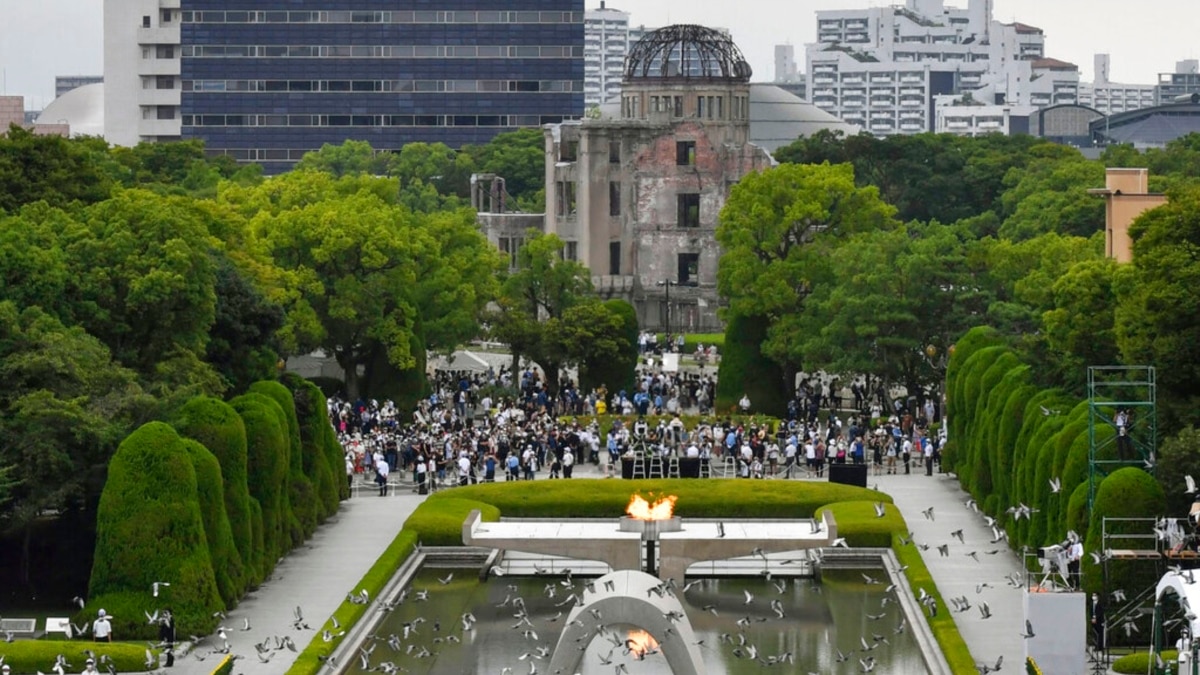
[330,361,945,493]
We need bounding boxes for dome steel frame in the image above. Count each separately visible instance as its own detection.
[624,24,752,83]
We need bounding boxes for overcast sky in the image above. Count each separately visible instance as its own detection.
[1,0,1196,110]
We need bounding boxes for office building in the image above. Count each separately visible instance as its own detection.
[584,2,646,109]
[805,0,1079,135]
[774,44,800,84]
[56,76,104,100]
[103,0,182,145]
[179,2,584,172]
[1157,60,1200,104]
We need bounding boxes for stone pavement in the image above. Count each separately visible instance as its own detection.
[170,487,422,675]
[871,467,1029,674]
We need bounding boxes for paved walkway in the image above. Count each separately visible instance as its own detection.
[172,488,422,675]
[871,468,1028,674]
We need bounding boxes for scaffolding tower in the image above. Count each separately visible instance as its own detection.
[1087,366,1156,509]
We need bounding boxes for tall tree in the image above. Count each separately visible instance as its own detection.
[716,162,899,375]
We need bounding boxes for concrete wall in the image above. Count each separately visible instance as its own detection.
[1098,168,1167,263]
[1024,591,1086,675]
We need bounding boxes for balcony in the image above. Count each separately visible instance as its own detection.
[137,88,180,106]
[159,0,181,8]
[138,118,182,137]
[900,98,924,107]
[137,58,181,76]
[136,26,180,46]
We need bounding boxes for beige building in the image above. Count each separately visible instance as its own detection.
[1089,168,1167,263]
[542,25,774,332]
[0,96,70,137]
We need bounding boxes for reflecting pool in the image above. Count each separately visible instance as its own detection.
[342,568,930,674]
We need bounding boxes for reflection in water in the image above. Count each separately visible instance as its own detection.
[342,569,930,675]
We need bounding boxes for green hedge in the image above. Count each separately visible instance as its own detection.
[715,314,787,417]
[404,498,501,546]
[0,640,155,674]
[1083,468,1166,596]
[88,422,223,639]
[817,501,905,548]
[1113,650,1178,674]
[250,380,318,544]
[281,373,341,519]
[230,392,291,575]
[182,438,245,607]
[210,654,234,675]
[440,479,887,520]
[173,396,254,591]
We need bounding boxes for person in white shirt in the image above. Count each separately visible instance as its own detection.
[784,440,798,479]
[562,448,575,479]
[739,394,751,412]
[93,609,112,642]
[686,443,700,459]
[457,454,471,486]
[376,459,390,496]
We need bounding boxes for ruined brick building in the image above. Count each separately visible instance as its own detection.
[476,24,855,332]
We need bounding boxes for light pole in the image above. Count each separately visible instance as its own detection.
[656,279,675,339]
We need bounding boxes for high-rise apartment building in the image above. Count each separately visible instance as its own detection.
[583,2,646,108]
[1157,60,1200,104]
[105,1,584,172]
[805,0,1079,136]
[56,76,105,100]
[103,0,183,146]
[1076,54,1156,115]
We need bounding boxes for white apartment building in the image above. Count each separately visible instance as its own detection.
[935,100,1033,136]
[805,0,1079,136]
[584,2,647,109]
[103,0,182,146]
[1077,55,1156,115]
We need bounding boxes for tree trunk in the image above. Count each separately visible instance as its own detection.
[339,351,361,401]
[20,523,32,590]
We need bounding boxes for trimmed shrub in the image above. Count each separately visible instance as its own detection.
[0,640,154,674]
[441,478,888,520]
[1031,413,1087,547]
[953,345,1007,482]
[181,438,244,607]
[992,376,1035,510]
[247,497,266,585]
[945,326,1005,467]
[172,396,253,587]
[1065,481,1090,543]
[251,380,317,544]
[1011,390,1071,509]
[1083,468,1167,596]
[817,501,905,547]
[88,422,222,639]
[1112,651,1177,674]
[230,393,290,571]
[892,534,976,675]
[1016,413,1069,546]
[404,498,501,546]
[715,314,787,418]
[969,350,1021,500]
[280,372,341,520]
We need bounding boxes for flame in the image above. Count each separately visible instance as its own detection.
[625,629,660,659]
[626,494,677,521]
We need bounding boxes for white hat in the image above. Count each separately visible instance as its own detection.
[98,609,106,617]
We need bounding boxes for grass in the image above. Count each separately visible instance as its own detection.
[209,654,233,675]
[285,479,975,675]
[0,640,155,674]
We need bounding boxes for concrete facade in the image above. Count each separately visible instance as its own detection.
[0,96,70,137]
[102,0,182,146]
[547,570,707,675]
[656,513,837,581]
[1024,591,1086,675]
[1089,168,1167,264]
[806,0,1080,136]
[462,512,644,572]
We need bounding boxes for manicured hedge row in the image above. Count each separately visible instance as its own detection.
[93,376,347,640]
[945,326,1168,594]
[0,640,154,674]
[173,397,254,596]
[1113,651,1178,674]
[87,422,223,639]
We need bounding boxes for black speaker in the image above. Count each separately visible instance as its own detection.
[828,463,868,488]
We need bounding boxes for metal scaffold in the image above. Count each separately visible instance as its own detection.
[1087,366,1157,510]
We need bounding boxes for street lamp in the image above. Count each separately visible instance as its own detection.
[656,279,677,339]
